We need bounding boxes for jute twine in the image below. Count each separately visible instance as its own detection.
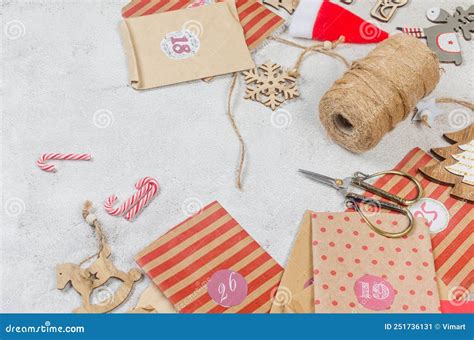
[227,36,348,189]
[79,201,107,267]
[319,34,441,153]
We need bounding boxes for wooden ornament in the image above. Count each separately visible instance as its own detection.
[263,0,299,15]
[128,284,177,313]
[56,201,142,313]
[398,6,473,66]
[420,125,474,202]
[371,0,409,23]
[243,62,299,111]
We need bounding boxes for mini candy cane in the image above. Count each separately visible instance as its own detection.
[104,177,159,221]
[37,153,92,172]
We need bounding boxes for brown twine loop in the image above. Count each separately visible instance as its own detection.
[436,97,474,111]
[268,36,349,78]
[79,201,107,267]
[319,34,442,153]
[226,37,348,189]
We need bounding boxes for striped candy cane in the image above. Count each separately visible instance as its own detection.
[37,153,92,172]
[104,177,159,221]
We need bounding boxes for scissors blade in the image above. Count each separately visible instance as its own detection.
[298,169,341,190]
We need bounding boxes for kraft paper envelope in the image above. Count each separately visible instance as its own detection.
[270,211,315,313]
[120,0,255,89]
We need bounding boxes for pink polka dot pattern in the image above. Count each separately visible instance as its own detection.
[310,212,440,313]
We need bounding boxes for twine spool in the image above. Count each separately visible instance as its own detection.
[319,34,440,153]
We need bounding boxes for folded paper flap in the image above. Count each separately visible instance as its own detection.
[119,21,139,87]
[135,201,283,313]
[121,0,285,50]
[311,212,441,313]
[122,1,254,89]
[270,211,315,313]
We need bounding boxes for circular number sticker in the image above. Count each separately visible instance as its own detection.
[354,274,395,311]
[207,270,247,307]
[409,198,450,234]
[187,0,214,8]
[160,29,200,60]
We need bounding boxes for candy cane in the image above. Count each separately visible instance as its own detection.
[37,153,92,172]
[124,179,159,221]
[104,177,159,221]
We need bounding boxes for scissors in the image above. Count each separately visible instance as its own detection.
[298,169,423,238]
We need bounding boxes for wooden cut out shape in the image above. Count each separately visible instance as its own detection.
[129,284,177,313]
[263,0,299,15]
[56,201,143,313]
[426,6,474,41]
[420,125,474,202]
[371,0,409,23]
[398,6,473,66]
[243,62,299,111]
[445,140,474,185]
[57,245,142,313]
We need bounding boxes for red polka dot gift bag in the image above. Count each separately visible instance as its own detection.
[358,148,473,313]
[311,212,441,313]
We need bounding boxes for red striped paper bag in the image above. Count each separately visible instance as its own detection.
[121,0,285,50]
[136,201,283,313]
[362,148,473,313]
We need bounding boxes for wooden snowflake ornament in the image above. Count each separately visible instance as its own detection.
[243,62,299,111]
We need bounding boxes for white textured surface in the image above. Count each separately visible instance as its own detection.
[1,0,472,312]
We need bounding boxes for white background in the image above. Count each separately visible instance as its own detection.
[1,0,472,312]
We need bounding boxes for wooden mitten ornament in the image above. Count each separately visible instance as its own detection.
[263,0,299,15]
[398,5,474,65]
[420,125,474,202]
[371,0,409,23]
[56,201,142,313]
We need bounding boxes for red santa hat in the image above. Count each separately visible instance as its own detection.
[289,0,389,44]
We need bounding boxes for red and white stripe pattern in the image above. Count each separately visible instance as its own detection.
[36,153,91,172]
[121,0,285,50]
[135,201,283,313]
[104,177,159,221]
[399,27,426,38]
[357,148,473,313]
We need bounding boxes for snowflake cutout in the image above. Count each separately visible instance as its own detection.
[243,62,299,111]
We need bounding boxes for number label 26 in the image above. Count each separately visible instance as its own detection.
[207,269,248,307]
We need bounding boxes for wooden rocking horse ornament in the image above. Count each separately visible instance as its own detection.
[56,201,142,313]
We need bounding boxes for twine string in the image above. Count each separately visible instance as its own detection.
[79,201,107,267]
[227,37,348,189]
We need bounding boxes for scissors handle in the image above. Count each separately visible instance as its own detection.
[351,170,423,206]
[346,193,414,238]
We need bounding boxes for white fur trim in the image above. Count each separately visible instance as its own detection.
[289,0,324,39]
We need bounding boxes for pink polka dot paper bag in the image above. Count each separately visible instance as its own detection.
[312,212,441,313]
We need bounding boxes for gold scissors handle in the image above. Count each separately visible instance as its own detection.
[351,170,423,206]
[347,170,423,238]
[345,193,415,238]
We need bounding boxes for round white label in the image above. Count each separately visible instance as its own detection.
[160,29,200,60]
[409,198,450,234]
